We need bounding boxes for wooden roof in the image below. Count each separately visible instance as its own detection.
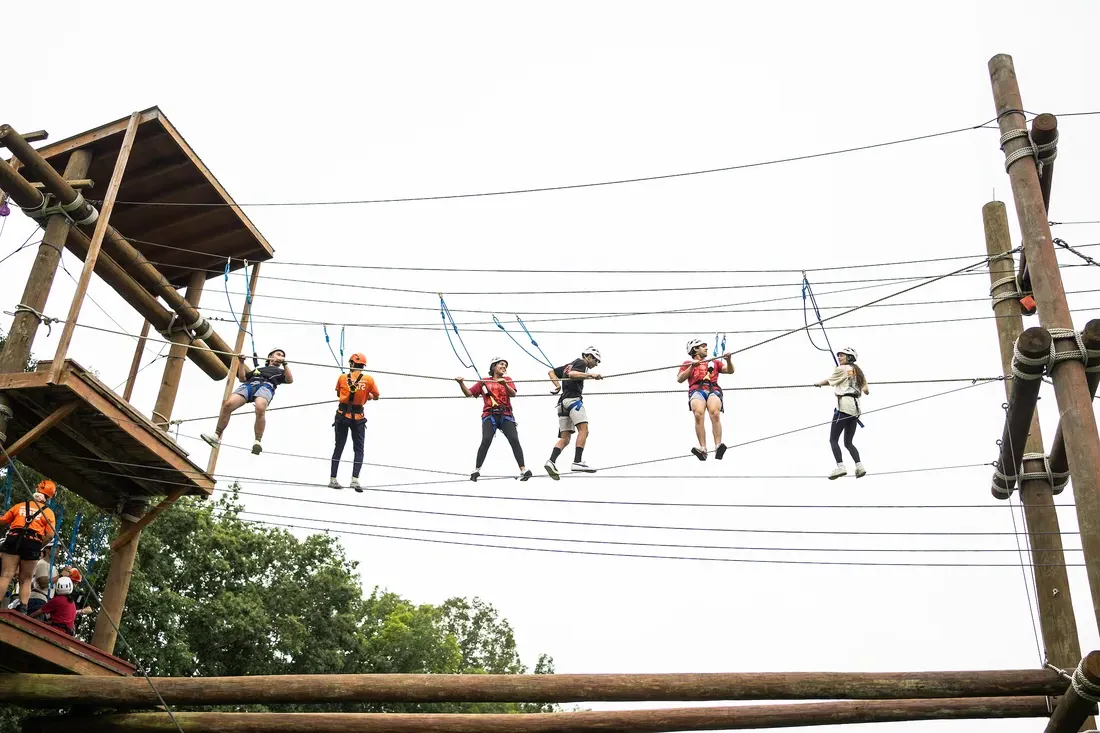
[13,107,273,287]
[0,610,135,676]
[0,360,214,510]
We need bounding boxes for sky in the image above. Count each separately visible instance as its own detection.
[3,2,1100,730]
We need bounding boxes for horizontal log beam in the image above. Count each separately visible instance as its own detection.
[20,698,1052,733]
[0,669,1067,707]
[1044,651,1100,733]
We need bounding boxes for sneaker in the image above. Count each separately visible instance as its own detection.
[544,460,560,480]
[518,469,533,481]
[828,465,847,480]
[715,443,728,460]
[200,433,221,448]
[572,461,597,474]
[855,463,867,478]
[470,469,481,482]
[691,446,707,461]
[15,603,28,615]
[350,478,362,492]
[328,478,343,490]
[251,439,263,456]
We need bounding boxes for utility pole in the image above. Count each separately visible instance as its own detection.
[984,200,1082,671]
[990,53,1100,633]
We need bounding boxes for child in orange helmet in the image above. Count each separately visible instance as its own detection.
[0,479,57,613]
[329,353,379,492]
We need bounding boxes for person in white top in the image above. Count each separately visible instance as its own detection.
[815,346,869,480]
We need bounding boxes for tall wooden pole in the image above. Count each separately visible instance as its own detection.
[90,498,144,655]
[121,320,151,402]
[152,270,206,430]
[990,53,1100,632]
[206,262,261,475]
[0,149,92,442]
[984,201,1083,673]
[47,112,140,385]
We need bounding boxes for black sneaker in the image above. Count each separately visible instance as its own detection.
[518,469,533,481]
[470,469,481,482]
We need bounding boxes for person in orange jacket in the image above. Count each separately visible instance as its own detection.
[329,353,379,492]
[0,479,57,613]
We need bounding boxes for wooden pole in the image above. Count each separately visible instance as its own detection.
[90,499,145,655]
[0,149,92,443]
[0,402,78,466]
[1048,319,1100,482]
[206,262,261,475]
[1044,651,1100,733]
[151,270,206,430]
[1015,113,1059,302]
[992,326,1049,498]
[990,53,1100,633]
[985,201,1084,678]
[19,698,1052,733]
[0,668,1068,707]
[122,321,151,402]
[47,113,141,385]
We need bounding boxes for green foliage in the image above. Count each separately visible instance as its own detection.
[1,486,556,730]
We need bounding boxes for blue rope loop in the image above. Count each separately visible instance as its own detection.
[67,513,83,557]
[324,324,347,372]
[1,468,11,507]
[802,272,838,365]
[711,333,726,358]
[85,515,113,579]
[439,295,478,376]
[224,258,259,367]
[492,315,554,369]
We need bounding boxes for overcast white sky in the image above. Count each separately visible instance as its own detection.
[4,2,1100,730]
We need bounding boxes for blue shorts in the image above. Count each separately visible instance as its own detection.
[688,388,724,413]
[234,382,275,404]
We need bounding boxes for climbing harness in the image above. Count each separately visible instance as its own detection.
[492,315,554,368]
[337,372,366,418]
[324,324,346,372]
[224,258,260,368]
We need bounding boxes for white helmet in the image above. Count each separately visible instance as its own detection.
[54,576,73,596]
[837,346,858,362]
[487,356,508,373]
[686,338,707,356]
[581,346,601,363]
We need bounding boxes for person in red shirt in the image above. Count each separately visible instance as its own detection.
[456,357,531,481]
[676,339,735,461]
[29,576,91,635]
[329,353,379,492]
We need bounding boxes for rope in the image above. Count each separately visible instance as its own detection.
[802,273,837,361]
[1072,661,1100,703]
[1055,237,1100,268]
[223,257,258,364]
[999,127,1041,173]
[1011,328,1093,381]
[3,304,61,336]
[989,275,1028,308]
[492,315,554,368]
[439,294,478,376]
[323,324,346,372]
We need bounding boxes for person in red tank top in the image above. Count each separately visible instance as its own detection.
[456,357,531,482]
[676,339,735,461]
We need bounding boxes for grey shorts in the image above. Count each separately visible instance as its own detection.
[557,397,588,434]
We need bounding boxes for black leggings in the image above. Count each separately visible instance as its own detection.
[477,418,525,469]
[331,416,366,478]
[829,410,861,463]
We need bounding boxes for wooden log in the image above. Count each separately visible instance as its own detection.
[90,505,145,655]
[0,669,1068,707]
[992,326,1050,498]
[152,270,206,429]
[49,112,141,384]
[122,321,152,402]
[19,698,1052,733]
[984,201,1084,676]
[0,125,97,225]
[1044,651,1100,733]
[1048,319,1100,485]
[991,53,1100,632]
[29,179,93,190]
[0,402,78,465]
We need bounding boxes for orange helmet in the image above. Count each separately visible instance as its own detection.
[36,479,56,498]
[349,353,367,367]
[68,568,82,583]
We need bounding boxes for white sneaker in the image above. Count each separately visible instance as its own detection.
[200,433,221,448]
[828,465,847,480]
[572,461,597,474]
[855,463,867,478]
[544,460,560,480]
[350,478,362,492]
[328,478,343,490]
[251,440,263,455]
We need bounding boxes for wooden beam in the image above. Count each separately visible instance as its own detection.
[90,513,142,655]
[28,179,93,190]
[20,698,1052,733]
[991,326,1050,498]
[20,130,48,143]
[109,487,187,551]
[48,112,142,384]
[24,109,158,164]
[152,270,206,429]
[1044,651,1100,733]
[122,321,151,402]
[0,402,78,465]
[0,668,1068,707]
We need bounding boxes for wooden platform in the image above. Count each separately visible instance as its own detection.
[0,610,135,676]
[0,360,214,509]
[8,107,273,286]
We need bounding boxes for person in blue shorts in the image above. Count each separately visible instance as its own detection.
[677,339,734,461]
[202,349,294,455]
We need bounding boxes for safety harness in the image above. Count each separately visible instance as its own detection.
[244,366,281,400]
[4,500,48,546]
[338,372,366,418]
[481,380,513,430]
